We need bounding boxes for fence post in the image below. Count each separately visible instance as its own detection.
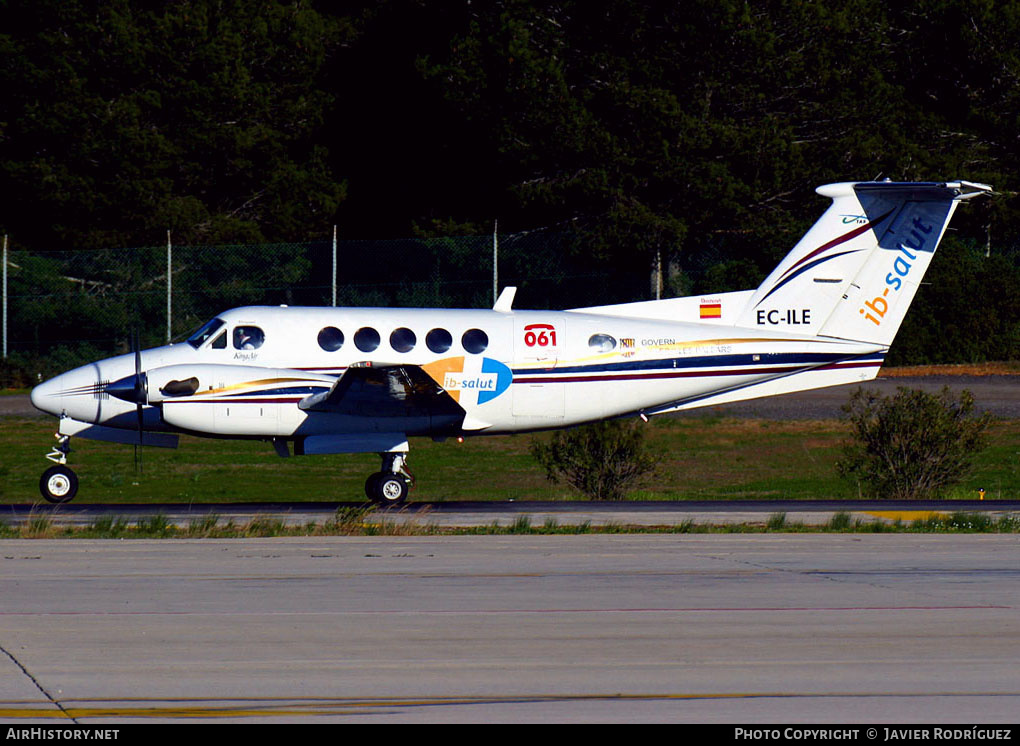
[332,225,337,307]
[2,234,7,359]
[653,248,662,300]
[492,219,498,305]
[166,230,172,343]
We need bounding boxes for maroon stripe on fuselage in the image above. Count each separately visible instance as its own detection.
[511,360,880,385]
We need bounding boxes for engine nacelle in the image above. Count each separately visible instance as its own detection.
[145,364,335,404]
[151,364,336,436]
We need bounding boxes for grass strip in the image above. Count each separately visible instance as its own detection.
[0,510,1017,539]
[3,415,1018,503]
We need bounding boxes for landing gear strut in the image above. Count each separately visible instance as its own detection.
[365,452,413,506]
[40,434,78,503]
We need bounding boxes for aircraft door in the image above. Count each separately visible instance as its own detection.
[512,315,565,420]
[514,316,563,367]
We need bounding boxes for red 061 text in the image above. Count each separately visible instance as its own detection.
[523,323,557,347]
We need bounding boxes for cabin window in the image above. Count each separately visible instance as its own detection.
[187,318,225,349]
[354,327,380,353]
[390,327,416,353]
[234,326,265,350]
[462,328,488,354]
[317,327,344,352]
[426,328,452,354]
[588,333,617,353]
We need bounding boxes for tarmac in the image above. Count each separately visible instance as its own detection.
[0,534,1017,723]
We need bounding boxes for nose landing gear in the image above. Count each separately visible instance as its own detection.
[40,464,78,504]
[40,434,78,503]
[365,452,413,506]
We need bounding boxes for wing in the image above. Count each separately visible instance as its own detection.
[298,363,465,422]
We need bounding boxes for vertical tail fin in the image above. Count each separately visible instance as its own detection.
[736,181,991,345]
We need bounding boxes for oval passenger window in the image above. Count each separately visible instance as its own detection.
[462,328,488,354]
[390,327,416,353]
[354,327,380,353]
[318,327,344,352]
[426,328,453,354]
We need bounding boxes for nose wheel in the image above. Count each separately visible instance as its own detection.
[365,453,413,506]
[40,464,78,504]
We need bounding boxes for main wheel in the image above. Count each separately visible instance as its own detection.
[40,465,78,504]
[371,473,409,506]
[364,473,382,500]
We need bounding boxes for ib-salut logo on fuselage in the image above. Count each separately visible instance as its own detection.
[423,357,513,406]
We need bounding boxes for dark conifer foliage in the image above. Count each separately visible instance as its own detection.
[0,0,348,247]
[1,0,1018,363]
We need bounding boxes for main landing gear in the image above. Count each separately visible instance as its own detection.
[39,434,78,504]
[365,452,414,506]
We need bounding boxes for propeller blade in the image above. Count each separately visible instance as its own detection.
[136,401,144,473]
[132,330,144,473]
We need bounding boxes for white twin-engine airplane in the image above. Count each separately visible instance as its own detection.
[30,180,991,504]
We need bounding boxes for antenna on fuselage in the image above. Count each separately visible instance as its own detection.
[493,286,516,312]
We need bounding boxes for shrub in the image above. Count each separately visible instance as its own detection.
[827,511,853,530]
[530,419,656,501]
[836,386,992,500]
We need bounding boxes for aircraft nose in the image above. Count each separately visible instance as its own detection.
[29,367,103,422]
[30,376,62,415]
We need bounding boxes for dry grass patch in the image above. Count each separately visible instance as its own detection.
[882,361,1020,377]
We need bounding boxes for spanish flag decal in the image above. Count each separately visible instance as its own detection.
[700,302,722,319]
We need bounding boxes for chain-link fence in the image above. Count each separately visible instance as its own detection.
[1,231,658,385]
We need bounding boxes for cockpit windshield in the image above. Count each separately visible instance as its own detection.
[186,318,226,349]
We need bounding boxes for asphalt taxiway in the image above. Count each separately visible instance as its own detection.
[0,534,1017,723]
